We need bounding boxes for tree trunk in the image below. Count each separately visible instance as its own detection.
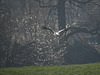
[57,0,66,29]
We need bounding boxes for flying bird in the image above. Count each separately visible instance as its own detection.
[42,26,69,36]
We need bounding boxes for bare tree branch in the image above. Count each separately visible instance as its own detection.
[72,0,92,4]
[35,0,56,8]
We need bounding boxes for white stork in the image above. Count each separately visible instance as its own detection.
[42,26,69,36]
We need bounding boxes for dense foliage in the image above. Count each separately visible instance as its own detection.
[0,0,100,67]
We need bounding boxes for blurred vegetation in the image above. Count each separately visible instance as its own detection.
[0,62,100,75]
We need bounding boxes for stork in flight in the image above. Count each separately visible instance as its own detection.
[42,26,69,36]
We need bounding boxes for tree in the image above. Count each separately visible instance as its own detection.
[36,0,100,64]
[0,0,100,67]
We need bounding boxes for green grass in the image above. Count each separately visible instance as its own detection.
[0,63,100,75]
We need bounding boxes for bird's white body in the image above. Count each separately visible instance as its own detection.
[53,32,60,35]
[53,29,65,35]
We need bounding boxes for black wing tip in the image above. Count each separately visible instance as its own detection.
[42,26,48,29]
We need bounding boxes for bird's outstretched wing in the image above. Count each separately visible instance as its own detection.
[58,28,69,34]
[42,26,54,34]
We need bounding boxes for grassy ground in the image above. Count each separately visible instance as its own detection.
[0,63,100,75]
